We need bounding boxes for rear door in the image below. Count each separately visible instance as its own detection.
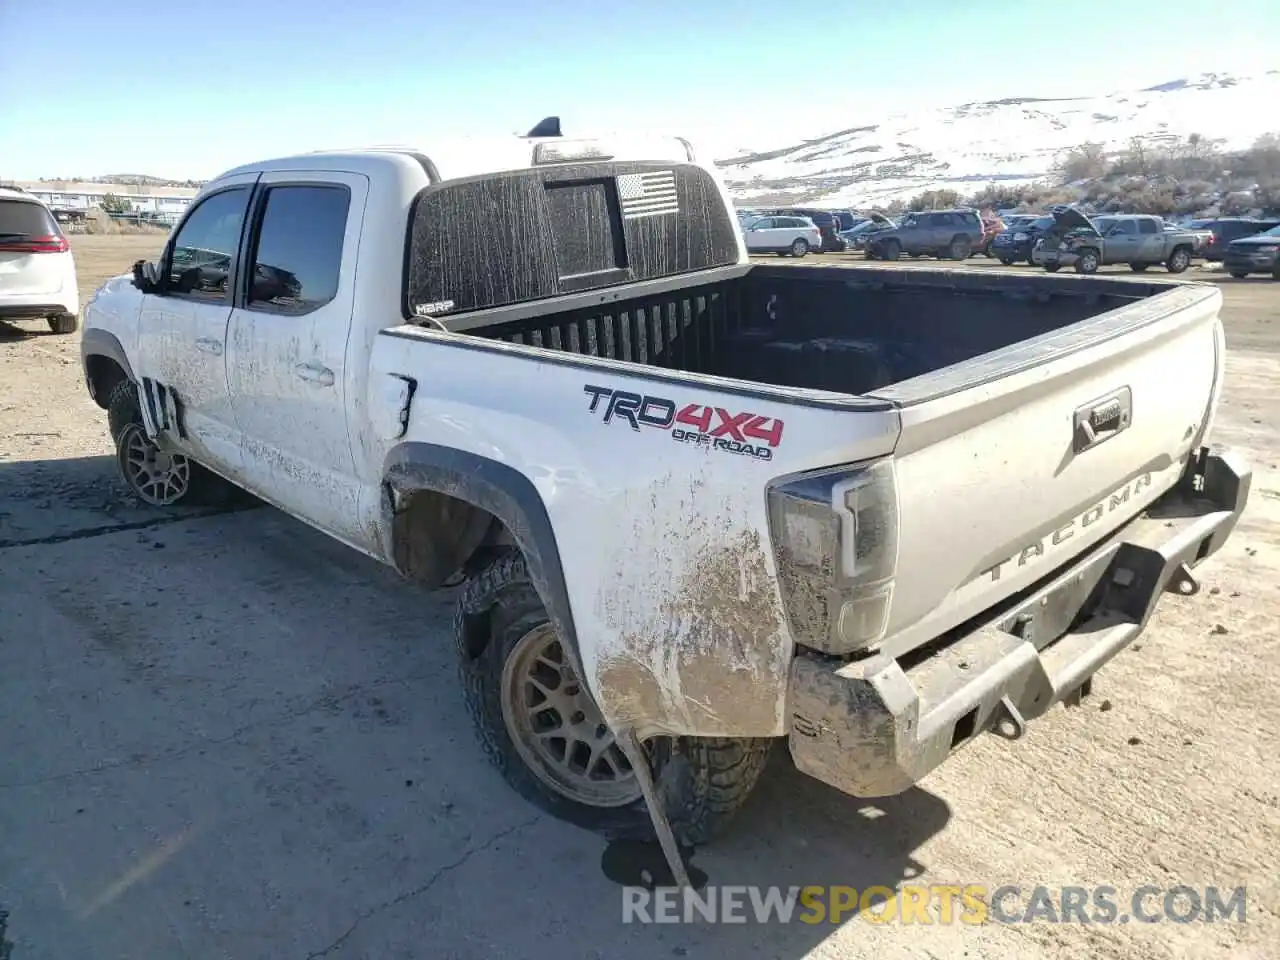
[1136,218,1164,261]
[0,198,66,297]
[869,283,1223,658]
[225,171,368,544]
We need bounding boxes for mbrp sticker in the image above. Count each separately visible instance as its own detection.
[583,385,783,461]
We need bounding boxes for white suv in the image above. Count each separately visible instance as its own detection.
[0,187,79,334]
[741,214,822,257]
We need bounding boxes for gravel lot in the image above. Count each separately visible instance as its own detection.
[1,236,1277,959]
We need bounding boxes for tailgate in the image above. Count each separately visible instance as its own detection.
[869,282,1224,658]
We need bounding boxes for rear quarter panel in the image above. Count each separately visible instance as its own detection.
[370,330,900,737]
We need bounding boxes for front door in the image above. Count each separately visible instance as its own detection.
[1105,218,1140,263]
[225,171,369,546]
[134,176,258,476]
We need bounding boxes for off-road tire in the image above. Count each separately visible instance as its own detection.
[455,550,773,845]
[48,313,78,334]
[106,380,234,506]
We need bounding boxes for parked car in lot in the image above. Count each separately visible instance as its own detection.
[1187,217,1280,262]
[0,186,79,334]
[865,208,985,260]
[840,212,897,252]
[1036,210,1199,275]
[742,215,822,257]
[991,214,1055,265]
[77,135,1249,866]
[1223,223,1280,279]
[763,207,846,252]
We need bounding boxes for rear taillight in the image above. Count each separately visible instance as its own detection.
[0,234,69,254]
[766,459,899,655]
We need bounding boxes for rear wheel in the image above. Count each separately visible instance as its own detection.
[48,313,78,334]
[948,235,972,260]
[790,238,809,258]
[456,551,773,845]
[880,240,901,261]
[1166,247,1191,274]
[1074,248,1100,274]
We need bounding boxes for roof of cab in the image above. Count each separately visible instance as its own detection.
[209,133,700,187]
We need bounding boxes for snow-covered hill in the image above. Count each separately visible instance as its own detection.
[716,71,1279,208]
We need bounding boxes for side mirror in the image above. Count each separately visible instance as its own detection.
[131,259,161,293]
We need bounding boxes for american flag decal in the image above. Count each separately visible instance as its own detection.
[617,171,679,220]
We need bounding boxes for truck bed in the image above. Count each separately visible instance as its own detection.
[449,264,1172,399]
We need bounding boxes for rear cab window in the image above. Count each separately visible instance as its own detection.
[405,162,740,318]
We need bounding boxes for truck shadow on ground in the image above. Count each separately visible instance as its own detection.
[0,319,59,340]
[1,453,951,959]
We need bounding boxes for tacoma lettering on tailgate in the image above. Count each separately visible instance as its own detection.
[583,385,784,461]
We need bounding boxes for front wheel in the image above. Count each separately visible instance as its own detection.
[1074,248,1100,274]
[790,238,809,258]
[948,235,972,260]
[1166,248,1191,274]
[456,551,773,845]
[107,380,231,507]
[879,240,901,261]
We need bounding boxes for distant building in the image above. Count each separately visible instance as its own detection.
[5,180,198,225]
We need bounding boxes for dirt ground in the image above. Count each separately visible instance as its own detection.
[0,235,1277,959]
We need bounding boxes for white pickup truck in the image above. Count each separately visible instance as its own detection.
[80,132,1251,864]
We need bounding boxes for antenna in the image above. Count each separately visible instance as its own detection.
[526,116,562,138]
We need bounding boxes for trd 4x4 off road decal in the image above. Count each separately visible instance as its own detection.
[583,385,784,461]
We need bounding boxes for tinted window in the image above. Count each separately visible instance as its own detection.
[751,218,774,229]
[248,185,349,313]
[0,199,59,236]
[167,188,251,301]
[1220,221,1260,241]
[1110,220,1137,236]
[1031,217,1054,230]
[931,213,955,226]
[1138,219,1158,235]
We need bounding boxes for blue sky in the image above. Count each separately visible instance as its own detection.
[2,0,1277,180]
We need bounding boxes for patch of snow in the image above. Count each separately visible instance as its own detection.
[716,70,1280,208]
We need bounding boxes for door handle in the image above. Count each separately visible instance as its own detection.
[295,362,335,387]
[195,337,224,356]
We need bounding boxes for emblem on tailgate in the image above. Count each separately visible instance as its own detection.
[979,471,1153,583]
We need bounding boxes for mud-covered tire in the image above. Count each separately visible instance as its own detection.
[455,550,773,845]
[106,380,234,507]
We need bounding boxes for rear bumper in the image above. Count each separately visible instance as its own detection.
[788,448,1251,798]
[0,291,78,319]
